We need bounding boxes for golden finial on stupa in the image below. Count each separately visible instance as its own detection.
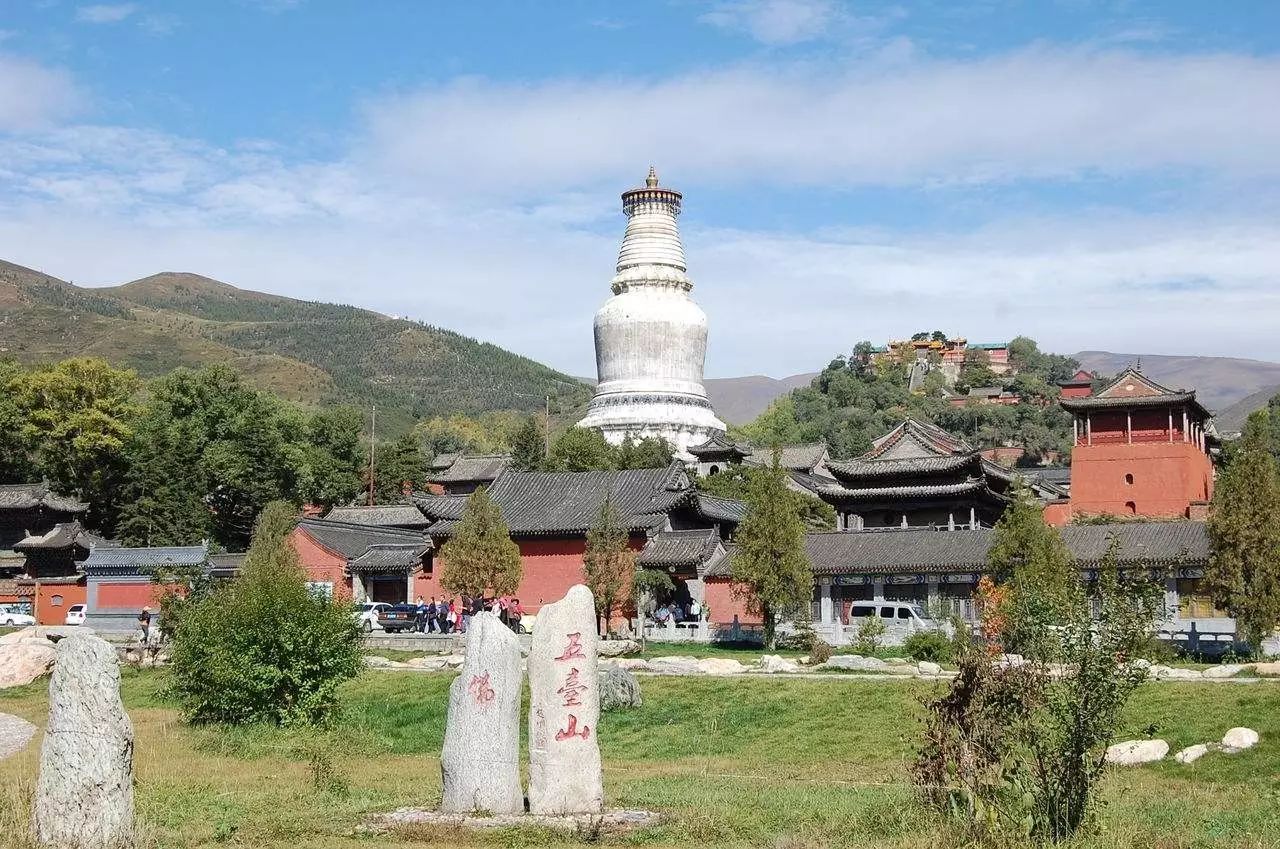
[645,166,659,188]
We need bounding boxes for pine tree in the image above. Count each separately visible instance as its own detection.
[439,487,523,598]
[729,451,812,649]
[371,430,427,502]
[1206,410,1280,652]
[987,483,1074,657]
[510,415,546,471]
[583,496,635,634]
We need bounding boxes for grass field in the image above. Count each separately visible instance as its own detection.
[3,669,1278,848]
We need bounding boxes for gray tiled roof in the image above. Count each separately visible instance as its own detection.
[817,479,999,503]
[297,518,430,560]
[688,434,751,458]
[81,544,208,575]
[788,470,838,495]
[693,494,749,524]
[323,504,429,527]
[413,493,469,521]
[348,544,429,573]
[829,454,978,481]
[638,529,723,569]
[746,443,828,473]
[423,462,728,537]
[428,454,511,484]
[14,521,111,551]
[708,521,1209,577]
[0,483,89,513]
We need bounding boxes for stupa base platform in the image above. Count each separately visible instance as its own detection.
[367,807,661,834]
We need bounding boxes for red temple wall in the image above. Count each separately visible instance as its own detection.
[703,577,760,625]
[1069,441,1213,518]
[96,582,167,610]
[35,583,86,625]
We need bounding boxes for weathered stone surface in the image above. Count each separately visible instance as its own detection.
[1221,727,1259,752]
[599,665,642,712]
[598,639,641,657]
[0,640,57,689]
[697,658,748,676]
[1174,743,1211,764]
[1150,665,1202,680]
[33,633,134,849]
[647,655,700,675]
[0,626,38,645]
[758,654,800,674]
[440,612,523,815]
[917,661,943,676]
[1202,664,1245,679]
[1104,739,1168,766]
[528,585,603,815]
[0,712,37,760]
[883,657,909,665]
[824,655,885,671]
[610,658,653,672]
[1254,661,1280,676]
[363,655,404,669]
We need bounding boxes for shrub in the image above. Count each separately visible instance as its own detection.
[167,501,363,725]
[852,616,886,655]
[809,639,834,664]
[903,630,953,663]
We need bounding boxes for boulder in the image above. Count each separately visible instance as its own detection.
[1221,727,1259,752]
[1202,664,1245,679]
[758,654,800,674]
[1151,665,1202,680]
[824,655,885,672]
[1174,743,1210,764]
[883,664,919,675]
[1104,739,1169,766]
[0,640,58,689]
[696,658,748,676]
[527,585,604,815]
[440,612,524,815]
[599,665,643,712]
[883,657,910,665]
[610,658,653,672]
[917,661,943,676]
[598,639,641,658]
[647,655,701,675]
[1254,661,1280,676]
[33,633,134,849]
[0,712,37,760]
[362,655,403,669]
[0,626,38,646]
[405,656,451,671]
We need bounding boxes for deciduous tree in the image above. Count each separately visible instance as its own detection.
[439,487,522,598]
[583,496,635,634]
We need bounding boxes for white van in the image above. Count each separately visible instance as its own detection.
[847,602,937,634]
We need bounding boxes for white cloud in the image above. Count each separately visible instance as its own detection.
[360,47,1280,197]
[75,4,139,24]
[701,0,839,45]
[0,55,80,131]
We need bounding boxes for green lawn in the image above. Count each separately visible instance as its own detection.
[3,669,1278,848]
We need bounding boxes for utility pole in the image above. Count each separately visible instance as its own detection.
[545,394,551,457]
[367,405,376,506]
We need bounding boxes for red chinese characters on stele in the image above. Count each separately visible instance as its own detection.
[552,632,591,741]
[467,671,495,706]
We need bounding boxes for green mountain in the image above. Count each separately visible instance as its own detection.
[0,260,590,433]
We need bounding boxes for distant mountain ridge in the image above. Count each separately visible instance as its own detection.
[704,373,817,424]
[0,260,590,433]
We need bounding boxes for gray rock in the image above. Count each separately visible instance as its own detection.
[528,585,603,815]
[440,612,523,815]
[824,655,885,671]
[647,655,700,675]
[758,654,800,673]
[610,658,653,672]
[1104,739,1168,766]
[917,661,943,676]
[599,665,642,711]
[696,657,748,675]
[0,712,37,760]
[883,657,909,665]
[33,633,134,849]
[598,639,641,657]
[1202,664,1245,679]
[363,655,403,669]
[1221,727,1259,752]
[1174,743,1211,764]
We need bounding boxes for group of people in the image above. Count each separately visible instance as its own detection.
[649,599,705,627]
[410,595,527,634]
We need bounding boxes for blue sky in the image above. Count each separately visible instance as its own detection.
[1,1,1278,378]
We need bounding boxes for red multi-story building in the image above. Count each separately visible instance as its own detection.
[1058,367,1214,520]
[1057,369,1095,399]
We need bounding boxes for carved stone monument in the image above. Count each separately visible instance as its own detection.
[440,611,523,814]
[527,584,603,814]
[33,633,134,849]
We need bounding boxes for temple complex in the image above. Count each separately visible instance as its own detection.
[577,168,726,457]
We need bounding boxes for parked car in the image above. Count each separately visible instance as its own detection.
[847,602,940,634]
[376,603,420,633]
[354,602,391,633]
[64,604,87,626]
[1,605,36,627]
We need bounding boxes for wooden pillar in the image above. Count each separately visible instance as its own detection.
[1126,410,1132,444]
[1086,413,1092,446]
[1168,409,1174,442]
[1073,417,1079,445]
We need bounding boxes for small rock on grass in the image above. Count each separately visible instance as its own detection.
[1221,727,1259,752]
[1174,743,1210,764]
[1105,739,1168,766]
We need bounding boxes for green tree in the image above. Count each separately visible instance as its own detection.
[582,496,635,634]
[12,357,139,533]
[295,406,364,508]
[547,426,617,472]
[988,484,1075,657]
[957,347,998,392]
[616,434,674,469]
[1206,410,1280,651]
[510,415,546,471]
[439,487,522,597]
[370,430,427,503]
[0,360,35,482]
[696,464,835,530]
[729,452,813,649]
[166,501,363,725]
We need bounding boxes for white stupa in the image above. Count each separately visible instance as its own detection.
[577,168,727,457]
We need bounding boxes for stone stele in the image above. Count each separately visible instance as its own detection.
[33,633,134,849]
[528,584,604,815]
[440,611,524,815]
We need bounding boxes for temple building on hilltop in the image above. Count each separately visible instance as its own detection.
[577,168,727,457]
[1054,367,1215,521]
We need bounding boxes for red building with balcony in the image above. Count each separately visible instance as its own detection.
[1059,368,1214,520]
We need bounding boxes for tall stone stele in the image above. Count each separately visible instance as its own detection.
[527,584,604,814]
[576,168,727,458]
[439,611,524,815]
[33,633,135,849]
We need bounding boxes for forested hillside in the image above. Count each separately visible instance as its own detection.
[0,261,590,433]
[734,336,1080,462]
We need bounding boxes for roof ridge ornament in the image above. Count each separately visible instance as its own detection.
[645,165,659,187]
